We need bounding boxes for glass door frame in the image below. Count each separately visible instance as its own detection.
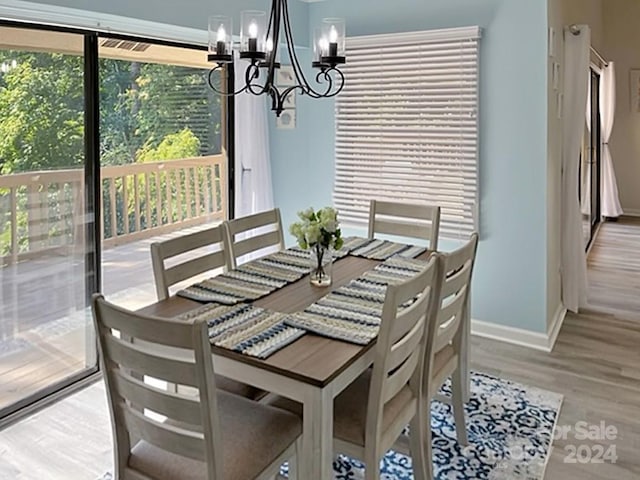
[0,22,101,426]
[585,67,602,249]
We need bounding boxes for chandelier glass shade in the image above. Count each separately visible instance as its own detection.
[207,0,346,116]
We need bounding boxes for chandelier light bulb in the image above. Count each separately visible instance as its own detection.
[266,38,274,52]
[329,25,338,43]
[216,25,226,42]
[249,21,258,39]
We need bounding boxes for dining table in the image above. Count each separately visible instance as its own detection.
[137,243,470,480]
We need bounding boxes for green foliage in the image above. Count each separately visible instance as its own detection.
[0,51,84,174]
[136,128,201,163]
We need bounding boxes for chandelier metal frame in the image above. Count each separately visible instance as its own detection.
[207,0,346,116]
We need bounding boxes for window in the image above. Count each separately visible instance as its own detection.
[334,26,481,238]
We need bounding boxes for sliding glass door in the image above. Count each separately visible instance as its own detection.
[0,26,97,418]
[97,36,226,309]
[0,23,230,421]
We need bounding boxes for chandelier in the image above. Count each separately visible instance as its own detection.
[206,0,346,117]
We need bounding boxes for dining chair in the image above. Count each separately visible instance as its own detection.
[368,199,441,251]
[92,294,301,480]
[150,224,264,400]
[269,254,443,480]
[150,224,232,301]
[394,232,479,479]
[224,208,285,268]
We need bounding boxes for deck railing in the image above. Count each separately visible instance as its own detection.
[0,155,227,265]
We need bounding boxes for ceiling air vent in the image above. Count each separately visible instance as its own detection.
[100,39,151,52]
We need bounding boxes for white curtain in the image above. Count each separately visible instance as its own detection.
[600,62,624,218]
[561,25,590,313]
[233,55,274,218]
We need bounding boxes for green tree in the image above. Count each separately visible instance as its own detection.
[0,51,84,174]
[136,128,200,163]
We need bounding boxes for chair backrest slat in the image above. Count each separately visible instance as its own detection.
[368,200,441,250]
[232,230,282,259]
[96,302,195,349]
[440,260,472,299]
[225,208,285,268]
[103,333,198,389]
[113,370,202,426]
[434,288,468,351]
[383,342,422,403]
[150,224,229,301]
[92,295,223,479]
[164,251,227,287]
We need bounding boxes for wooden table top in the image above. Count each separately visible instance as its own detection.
[138,255,383,388]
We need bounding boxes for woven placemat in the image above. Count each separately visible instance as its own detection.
[179,303,305,359]
[177,247,314,305]
[344,237,427,261]
[283,256,428,345]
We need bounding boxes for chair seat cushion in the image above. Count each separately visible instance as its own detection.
[129,391,300,480]
[332,368,414,446]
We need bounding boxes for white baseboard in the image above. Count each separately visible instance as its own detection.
[546,304,567,351]
[471,305,566,353]
[622,209,640,217]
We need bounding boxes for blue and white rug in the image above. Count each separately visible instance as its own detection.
[327,372,562,479]
[98,372,562,480]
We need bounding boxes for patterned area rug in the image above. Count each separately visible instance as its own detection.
[98,372,561,480]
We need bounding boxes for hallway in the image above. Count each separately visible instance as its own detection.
[472,216,640,479]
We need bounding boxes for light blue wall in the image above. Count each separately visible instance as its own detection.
[270,0,549,333]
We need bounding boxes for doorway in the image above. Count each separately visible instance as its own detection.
[580,67,602,249]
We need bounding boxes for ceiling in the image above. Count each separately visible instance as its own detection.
[0,25,211,69]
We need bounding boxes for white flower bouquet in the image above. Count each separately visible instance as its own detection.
[289,206,343,251]
[289,206,343,287]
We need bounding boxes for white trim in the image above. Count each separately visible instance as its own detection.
[0,0,208,46]
[471,307,567,353]
[471,319,550,352]
[547,304,567,351]
[622,208,640,217]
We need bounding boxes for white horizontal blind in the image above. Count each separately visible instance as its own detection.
[334,26,481,239]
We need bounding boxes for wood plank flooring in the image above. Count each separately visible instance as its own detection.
[0,218,639,479]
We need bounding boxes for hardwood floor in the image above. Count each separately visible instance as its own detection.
[0,218,639,479]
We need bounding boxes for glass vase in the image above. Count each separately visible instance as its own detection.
[309,244,333,287]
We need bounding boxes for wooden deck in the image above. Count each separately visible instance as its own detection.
[0,222,221,412]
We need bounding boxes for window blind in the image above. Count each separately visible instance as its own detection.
[334,26,481,239]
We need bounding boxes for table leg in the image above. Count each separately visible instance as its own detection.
[300,386,334,480]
